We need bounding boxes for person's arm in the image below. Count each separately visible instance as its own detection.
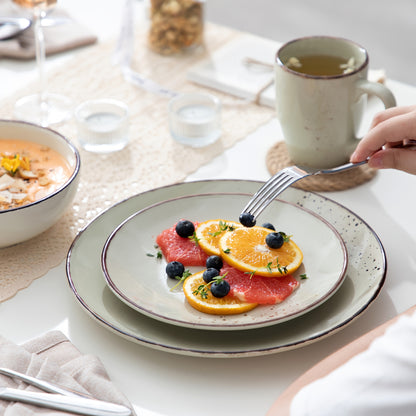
[266,305,416,416]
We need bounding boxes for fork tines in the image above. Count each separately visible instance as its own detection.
[242,168,304,220]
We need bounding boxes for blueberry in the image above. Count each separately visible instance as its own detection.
[206,255,223,271]
[265,232,284,249]
[239,212,256,227]
[262,222,275,230]
[211,279,230,298]
[165,261,185,279]
[203,267,219,283]
[175,220,195,238]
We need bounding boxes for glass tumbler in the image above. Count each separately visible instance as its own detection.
[74,99,130,153]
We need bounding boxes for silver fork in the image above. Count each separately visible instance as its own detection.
[240,160,368,224]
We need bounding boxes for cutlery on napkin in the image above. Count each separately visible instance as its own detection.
[0,330,135,415]
[0,3,97,59]
[0,386,131,415]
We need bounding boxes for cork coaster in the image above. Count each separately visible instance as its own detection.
[266,142,376,192]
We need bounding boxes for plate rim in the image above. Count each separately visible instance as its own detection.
[66,179,386,357]
[101,192,348,330]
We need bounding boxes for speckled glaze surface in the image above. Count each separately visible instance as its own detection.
[275,36,396,168]
[101,193,347,330]
[66,180,386,357]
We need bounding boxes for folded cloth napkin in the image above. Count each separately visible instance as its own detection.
[0,330,135,415]
[0,1,97,59]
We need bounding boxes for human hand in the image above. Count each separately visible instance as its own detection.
[350,105,416,175]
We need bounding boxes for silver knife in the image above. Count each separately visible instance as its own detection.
[0,367,85,397]
[0,387,131,416]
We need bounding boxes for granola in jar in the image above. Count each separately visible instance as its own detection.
[148,0,204,55]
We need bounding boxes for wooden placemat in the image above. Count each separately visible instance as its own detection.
[266,141,376,192]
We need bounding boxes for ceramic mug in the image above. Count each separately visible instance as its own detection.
[275,36,396,168]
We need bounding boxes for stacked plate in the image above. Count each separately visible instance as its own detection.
[66,180,386,358]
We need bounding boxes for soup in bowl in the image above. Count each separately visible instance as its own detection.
[0,120,80,247]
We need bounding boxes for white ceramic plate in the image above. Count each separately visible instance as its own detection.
[101,193,347,330]
[66,180,386,357]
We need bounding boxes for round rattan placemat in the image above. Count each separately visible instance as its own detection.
[266,142,376,192]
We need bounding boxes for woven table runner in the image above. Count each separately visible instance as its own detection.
[0,23,275,301]
[266,141,377,192]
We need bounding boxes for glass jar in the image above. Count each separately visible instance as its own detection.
[148,0,204,55]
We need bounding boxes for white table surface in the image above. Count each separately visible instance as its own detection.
[1,2,416,416]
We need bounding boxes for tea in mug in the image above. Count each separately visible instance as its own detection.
[286,55,355,76]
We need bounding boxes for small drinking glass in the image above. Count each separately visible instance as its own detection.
[12,0,72,127]
[168,92,221,147]
[74,99,130,153]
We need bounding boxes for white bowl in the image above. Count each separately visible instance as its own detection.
[0,120,80,247]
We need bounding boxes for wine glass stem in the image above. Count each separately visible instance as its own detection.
[33,8,48,123]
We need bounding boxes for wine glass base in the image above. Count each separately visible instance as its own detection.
[14,93,72,127]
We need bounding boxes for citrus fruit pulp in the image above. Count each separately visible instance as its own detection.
[222,263,299,305]
[195,219,242,256]
[219,226,303,277]
[156,222,208,266]
[183,271,258,315]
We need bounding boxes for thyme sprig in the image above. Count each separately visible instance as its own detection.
[146,245,162,259]
[244,270,256,279]
[170,269,192,291]
[193,273,229,299]
[208,220,236,237]
[189,232,200,245]
[266,257,288,274]
[279,231,291,243]
[276,257,288,275]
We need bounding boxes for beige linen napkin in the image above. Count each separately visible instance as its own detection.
[0,330,135,415]
[0,1,97,59]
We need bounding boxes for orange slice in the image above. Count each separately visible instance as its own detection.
[218,226,303,277]
[195,219,242,256]
[183,271,258,315]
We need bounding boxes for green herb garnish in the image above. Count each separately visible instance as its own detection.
[208,220,236,237]
[189,232,200,245]
[170,270,192,291]
[147,245,162,259]
[244,271,256,279]
[193,273,229,299]
[275,257,288,274]
[279,232,292,243]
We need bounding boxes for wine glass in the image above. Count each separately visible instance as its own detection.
[12,0,72,127]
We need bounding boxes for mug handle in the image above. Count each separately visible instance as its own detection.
[347,79,397,155]
[355,79,397,109]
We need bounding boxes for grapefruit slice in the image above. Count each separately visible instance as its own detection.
[222,263,300,305]
[219,226,303,277]
[183,271,258,315]
[156,222,208,266]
